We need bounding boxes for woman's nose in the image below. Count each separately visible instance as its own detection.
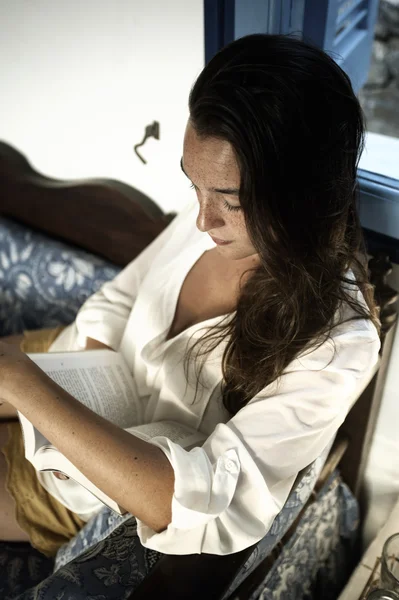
[196,200,224,233]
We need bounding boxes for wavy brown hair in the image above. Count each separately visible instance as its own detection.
[183,33,381,416]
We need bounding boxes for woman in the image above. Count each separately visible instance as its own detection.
[0,33,380,562]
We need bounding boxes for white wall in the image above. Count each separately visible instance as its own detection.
[0,0,203,215]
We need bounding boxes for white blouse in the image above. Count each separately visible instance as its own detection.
[45,198,381,556]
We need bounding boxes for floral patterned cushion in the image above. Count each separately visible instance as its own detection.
[247,475,359,600]
[0,217,120,336]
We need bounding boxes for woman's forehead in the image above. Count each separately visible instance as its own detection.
[183,123,240,184]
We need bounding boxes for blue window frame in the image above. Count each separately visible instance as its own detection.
[204,0,305,64]
[205,0,379,92]
[302,0,380,92]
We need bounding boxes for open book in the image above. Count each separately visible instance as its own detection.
[18,349,207,515]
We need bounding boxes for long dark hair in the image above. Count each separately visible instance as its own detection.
[183,33,381,416]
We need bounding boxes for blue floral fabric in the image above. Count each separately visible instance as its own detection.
[0,217,120,336]
[221,445,332,599]
[12,517,162,600]
[248,474,359,600]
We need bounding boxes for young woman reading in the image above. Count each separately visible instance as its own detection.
[0,34,380,561]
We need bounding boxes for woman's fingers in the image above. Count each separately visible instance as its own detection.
[53,471,70,480]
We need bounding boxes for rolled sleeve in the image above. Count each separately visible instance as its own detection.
[136,320,380,556]
[164,444,240,529]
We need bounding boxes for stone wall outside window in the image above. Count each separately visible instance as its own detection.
[359,0,399,137]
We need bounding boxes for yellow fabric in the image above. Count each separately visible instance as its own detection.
[1,327,86,557]
[19,325,67,353]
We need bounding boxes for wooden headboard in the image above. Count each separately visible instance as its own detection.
[0,141,176,266]
[0,139,397,510]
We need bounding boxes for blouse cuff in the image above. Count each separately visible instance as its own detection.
[156,438,240,527]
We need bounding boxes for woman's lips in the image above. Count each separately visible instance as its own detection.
[210,235,232,245]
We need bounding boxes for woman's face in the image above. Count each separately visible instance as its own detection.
[182,121,259,265]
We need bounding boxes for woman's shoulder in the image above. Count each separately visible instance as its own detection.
[284,268,379,379]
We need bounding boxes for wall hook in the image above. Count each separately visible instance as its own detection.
[134,121,160,164]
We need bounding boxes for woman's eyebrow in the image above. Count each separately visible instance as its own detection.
[180,158,240,195]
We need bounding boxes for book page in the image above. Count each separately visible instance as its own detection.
[28,350,140,428]
[18,412,51,457]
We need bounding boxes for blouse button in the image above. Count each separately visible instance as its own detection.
[225,459,236,472]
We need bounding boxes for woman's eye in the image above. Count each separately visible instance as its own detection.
[223,200,241,212]
[189,183,241,212]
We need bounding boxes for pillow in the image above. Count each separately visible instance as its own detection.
[0,217,120,336]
